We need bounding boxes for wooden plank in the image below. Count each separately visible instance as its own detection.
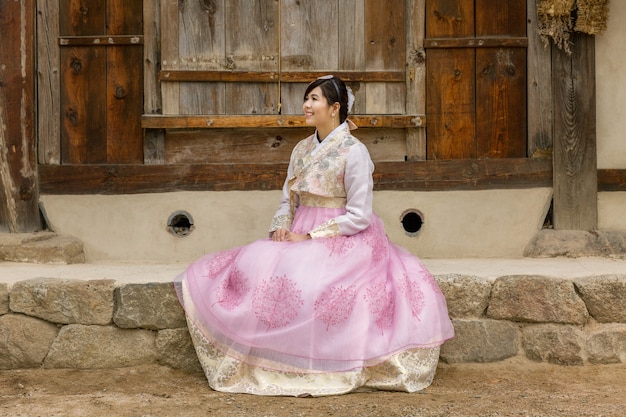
[424,38,528,48]
[475,47,527,158]
[0,0,41,232]
[60,46,107,163]
[178,0,225,114]
[107,45,144,163]
[406,0,427,161]
[159,70,406,83]
[59,0,106,36]
[527,0,553,157]
[141,114,426,129]
[164,127,408,164]
[475,0,526,37]
[552,33,597,230]
[280,0,339,111]
[143,0,165,164]
[426,48,476,159]
[365,0,406,114]
[338,0,366,115]
[224,0,279,114]
[107,0,143,35]
[425,0,474,38]
[106,0,144,163]
[38,158,553,194]
[37,0,61,164]
[160,0,180,115]
[339,0,366,71]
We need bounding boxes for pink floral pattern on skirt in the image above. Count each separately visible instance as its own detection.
[176,205,454,373]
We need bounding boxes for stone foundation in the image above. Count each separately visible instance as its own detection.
[1,274,625,372]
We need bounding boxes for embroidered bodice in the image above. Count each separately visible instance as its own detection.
[269,123,374,238]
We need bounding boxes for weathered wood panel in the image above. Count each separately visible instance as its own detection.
[475,47,527,158]
[527,0,553,157]
[552,33,597,230]
[365,0,406,114]
[37,0,61,164]
[160,0,180,115]
[163,128,408,164]
[0,0,41,232]
[406,0,427,161]
[178,0,226,114]
[426,48,476,159]
[224,0,279,114]
[143,0,165,164]
[38,158,553,194]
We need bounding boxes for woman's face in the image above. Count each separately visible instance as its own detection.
[303,86,335,129]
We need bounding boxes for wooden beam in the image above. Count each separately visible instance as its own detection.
[38,158,552,195]
[0,0,42,232]
[141,114,426,129]
[159,70,405,83]
[424,37,527,48]
[598,169,626,192]
[59,36,144,46]
[552,33,598,230]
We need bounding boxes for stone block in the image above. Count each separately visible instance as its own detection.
[574,275,626,323]
[585,324,626,364]
[522,324,584,365]
[156,328,202,373]
[113,283,186,330]
[0,283,8,315]
[0,232,85,264]
[44,324,158,369]
[440,319,520,363]
[486,275,589,324]
[0,314,59,369]
[524,229,626,258]
[435,274,491,318]
[10,278,115,325]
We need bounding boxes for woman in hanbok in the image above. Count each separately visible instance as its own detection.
[175,75,454,397]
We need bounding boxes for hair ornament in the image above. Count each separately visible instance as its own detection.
[346,86,355,113]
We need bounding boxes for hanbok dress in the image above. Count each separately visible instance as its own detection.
[175,122,454,396]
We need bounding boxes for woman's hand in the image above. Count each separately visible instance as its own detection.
[271,228,311,242]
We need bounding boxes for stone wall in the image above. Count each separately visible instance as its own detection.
[1,274,625,372]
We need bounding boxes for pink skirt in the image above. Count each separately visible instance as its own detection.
[175,205,454,377]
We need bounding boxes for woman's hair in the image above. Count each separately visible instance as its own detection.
[303,76,349,124]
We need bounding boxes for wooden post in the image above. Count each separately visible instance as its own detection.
[552,33,598,230]
[0,0,41,233]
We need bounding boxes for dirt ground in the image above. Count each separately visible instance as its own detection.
[1,359,625,417]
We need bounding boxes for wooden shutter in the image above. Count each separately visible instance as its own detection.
[59,0,144,164]
[425,0,527,160]
[147,0,423,164]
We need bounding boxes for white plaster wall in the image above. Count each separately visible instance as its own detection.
[596,0,626,169]
[595,2,626,230]
[598,192,626,230]
[41,188,552,262]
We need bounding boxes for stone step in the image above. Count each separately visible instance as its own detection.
[1,263,625,371]
[0,232,85,264]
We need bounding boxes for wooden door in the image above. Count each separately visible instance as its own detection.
[59,0,144,164]
[425,0,527,160]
